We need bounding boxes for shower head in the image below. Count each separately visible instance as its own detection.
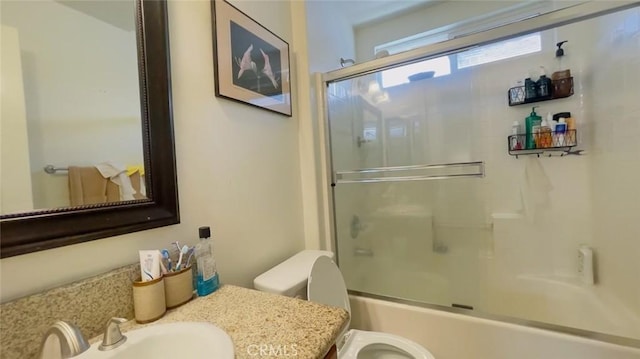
[340,57,355,67]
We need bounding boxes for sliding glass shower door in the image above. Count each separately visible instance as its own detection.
[327,71,489,310]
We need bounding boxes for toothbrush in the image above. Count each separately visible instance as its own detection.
[185,246,195,268]
[161,249,172,272]
[175,245,189,270]
[172,241,181,254]
[158,250,168,274]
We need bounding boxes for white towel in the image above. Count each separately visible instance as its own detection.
[95,161,136,201]
[519,156,553,223]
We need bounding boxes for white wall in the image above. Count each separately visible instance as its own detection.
[300,0,356,249]
[1,0,143,210]
[354,1,516,62]
[0,0,307,303]
[1,25,33,214]
[305,0,356,73]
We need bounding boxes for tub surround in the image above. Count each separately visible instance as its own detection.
[105,285,348,358]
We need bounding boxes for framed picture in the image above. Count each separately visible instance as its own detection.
[211,0,292,116]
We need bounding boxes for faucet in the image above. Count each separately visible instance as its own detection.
[38,321,89,359]
[98,317,128,351]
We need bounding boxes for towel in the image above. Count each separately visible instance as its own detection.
[129,171,147,199]
[95,161,137,201]
[127,164,146,198]
[519,156,553,222]
[68,166,119,206]
[126,165,145,176]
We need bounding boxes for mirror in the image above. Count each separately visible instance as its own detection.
[0,0,179,258]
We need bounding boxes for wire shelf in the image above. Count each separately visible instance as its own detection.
[508,77,574,106]
[508,129,577,158]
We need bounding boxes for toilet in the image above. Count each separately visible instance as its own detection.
[254,250,436,359]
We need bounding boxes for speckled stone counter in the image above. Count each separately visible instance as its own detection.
[107,285,348,359]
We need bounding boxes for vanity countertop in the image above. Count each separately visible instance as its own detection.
[113,285,348,359]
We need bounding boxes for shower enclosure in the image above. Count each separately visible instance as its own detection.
[322,2,640,346]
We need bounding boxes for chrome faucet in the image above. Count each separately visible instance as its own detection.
[38,321,89,359]
[98,317,127,351]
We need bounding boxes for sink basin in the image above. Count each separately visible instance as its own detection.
[78,322,234,359]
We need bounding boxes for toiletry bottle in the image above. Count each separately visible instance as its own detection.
[525,107,542,149]
[537,66,551,98]
[195,226,219,296]
[555,118,568,146]
[565,116,576,146]
[511,121,522,150]
[524,77,537,100]
[539,115,553,148]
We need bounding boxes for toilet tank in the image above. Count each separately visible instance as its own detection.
[253,250,334,298]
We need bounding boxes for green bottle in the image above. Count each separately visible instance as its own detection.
[525,106,542,149]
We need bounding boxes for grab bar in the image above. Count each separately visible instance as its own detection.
[334,161,484,184]
[44,165,69,174]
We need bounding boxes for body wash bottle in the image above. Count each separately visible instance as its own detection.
[195,226,219,296]
[525,107,542,150]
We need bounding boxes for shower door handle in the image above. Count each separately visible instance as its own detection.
[354,247,374,257]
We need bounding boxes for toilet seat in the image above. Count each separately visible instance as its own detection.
[308,256,435,359]
[340,330,435,359]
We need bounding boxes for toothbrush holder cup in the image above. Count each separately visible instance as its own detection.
[132,276,166,323]
[163,265,194,309]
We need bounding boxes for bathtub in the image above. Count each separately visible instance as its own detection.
[480,274,640,340]
[348,294,640,359]
[340,225,640,342]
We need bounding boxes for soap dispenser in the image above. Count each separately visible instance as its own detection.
[525,107,542,150]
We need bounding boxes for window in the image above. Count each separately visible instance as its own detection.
[374,2,548,88]
[457,33,541,69]
[380,56,451,88]
[378,32,540,88]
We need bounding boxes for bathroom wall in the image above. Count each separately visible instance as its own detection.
[354,1,517,62]
[329,6,640,340]
[353,0,585,62]
[302,0,357,250]
[0,0,143,210]
[0,0,307,303]
[1,25,33,214]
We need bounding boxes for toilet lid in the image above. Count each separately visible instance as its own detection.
[307,256,351,315]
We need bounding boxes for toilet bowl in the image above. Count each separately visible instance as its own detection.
[254,251,436,359]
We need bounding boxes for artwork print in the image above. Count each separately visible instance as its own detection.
[231,21,283,99]
[212,0,291,116]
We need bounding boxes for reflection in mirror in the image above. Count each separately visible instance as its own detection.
[1,0,145,215]
[1,0,178,259]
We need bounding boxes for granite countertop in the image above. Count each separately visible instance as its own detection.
[104,285,349,359]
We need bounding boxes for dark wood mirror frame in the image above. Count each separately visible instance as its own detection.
[0,0,179,258]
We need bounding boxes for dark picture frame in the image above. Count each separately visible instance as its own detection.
[211,0,292,116]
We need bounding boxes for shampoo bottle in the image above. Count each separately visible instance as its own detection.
[195,226,219,296]
[525,107,542,150]
[539,115,553,148]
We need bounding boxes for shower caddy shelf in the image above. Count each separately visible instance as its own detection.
[507,77,574,106]
[508,130,580,158]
